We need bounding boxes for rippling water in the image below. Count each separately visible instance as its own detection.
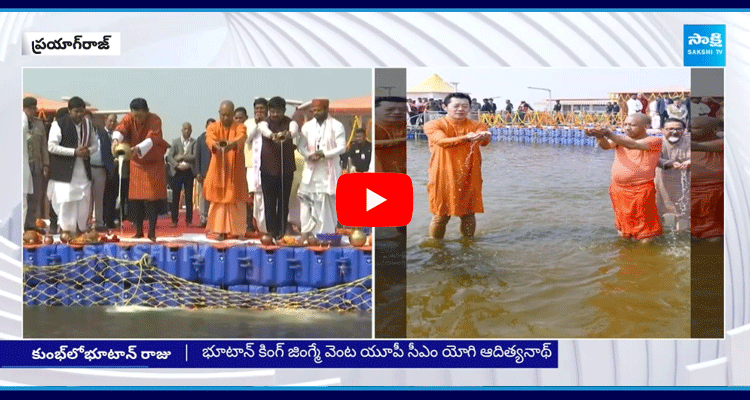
[407,140,690,338]
[25,306,372,338]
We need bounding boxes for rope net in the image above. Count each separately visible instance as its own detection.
[24,254,372,311]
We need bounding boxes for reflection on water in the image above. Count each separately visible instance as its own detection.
[24,306,371,338]
[407,141,690,338]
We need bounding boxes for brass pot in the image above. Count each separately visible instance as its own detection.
[23,230,41,244]
[112,142,132,159]
[42,235,54,245]
[59,231,72,244]
[349,228,367,247]
[260,233,274,246]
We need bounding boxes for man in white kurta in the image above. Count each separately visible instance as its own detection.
[297,99,347,236]
[47,98,98,234]
[626,94,642,115]
[244,98,268,233]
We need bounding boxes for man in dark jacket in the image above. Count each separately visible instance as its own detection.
[85,111,116,231]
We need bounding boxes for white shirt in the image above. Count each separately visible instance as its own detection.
[257,119,299,141]
[111,130,152,159]
[244,119,262,190]
[47,118,98,203]
[691,102,711,117]
[298,116,346,194]
[626,98,642,115]
[178,137,192,169]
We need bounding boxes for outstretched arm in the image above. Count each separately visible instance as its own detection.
[692,139,723,152]
[602,130,654,151]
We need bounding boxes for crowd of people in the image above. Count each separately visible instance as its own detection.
[407,97,538,126]
[23,95,375,242]
[407,93,723,130]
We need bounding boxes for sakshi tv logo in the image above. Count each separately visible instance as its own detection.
[683,25,725,67]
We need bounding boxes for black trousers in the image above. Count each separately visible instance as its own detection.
[261,172,293,239]
[130,200,159,237]
[103,172,119,228]
[170,170,195,224]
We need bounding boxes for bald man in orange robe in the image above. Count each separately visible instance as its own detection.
[690,116,723,240]
[204,101,248,240]
[424,93,491,239]
[587,113,663,242]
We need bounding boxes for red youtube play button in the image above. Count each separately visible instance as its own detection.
[336,173,413,227]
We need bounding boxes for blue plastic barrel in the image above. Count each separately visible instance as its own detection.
[79,244,104,283]
[193,245,213,285]
[274,247,297,287]
[248,285,269,294]
[338,248,361,283]
[359,251,373,279]
[101,243,131,283]
[208,248,227,286]
[258,249,278,287]
[55,283,72,306]
[101,282,122,305]
[345,287,371,310]
[176,246,201,282]
[240,247,263,286]
[228,285,248,293]
[291,247,313,287]
[224,246,249,286]
[162,246,180,278]
[25,283,56,306]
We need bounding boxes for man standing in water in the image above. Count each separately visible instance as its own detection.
[586,113,662,242]
[424,92,491,239]
[655,118,690,231]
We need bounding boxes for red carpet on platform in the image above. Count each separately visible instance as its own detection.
[118,209,208,238]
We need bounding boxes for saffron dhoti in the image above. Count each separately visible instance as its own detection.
[609,180,663,240]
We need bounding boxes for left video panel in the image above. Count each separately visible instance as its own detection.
[22,68,373,339]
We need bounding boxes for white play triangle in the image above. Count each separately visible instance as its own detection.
[366,188,386,212]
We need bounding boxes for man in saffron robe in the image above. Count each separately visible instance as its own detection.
[373,96,407,174]
[297,98,346,237]
[655,118,691,231]
[586,113,662,242]
[111,98,170,241]
[690,116,723,241]
[204,100,248,240]
[424,92,491,239]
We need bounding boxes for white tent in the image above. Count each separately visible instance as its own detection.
[408,73,456,100]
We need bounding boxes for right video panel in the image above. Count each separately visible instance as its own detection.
[403,67,722,339]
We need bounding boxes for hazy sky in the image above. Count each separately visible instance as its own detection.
[24,68,371,142]
[407,68,691,107]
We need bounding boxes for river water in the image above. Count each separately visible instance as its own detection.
[406,140,691,338]
[25,306,372,338]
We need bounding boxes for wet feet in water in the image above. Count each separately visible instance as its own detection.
[459,236,475,246]
[419,237,445,249]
